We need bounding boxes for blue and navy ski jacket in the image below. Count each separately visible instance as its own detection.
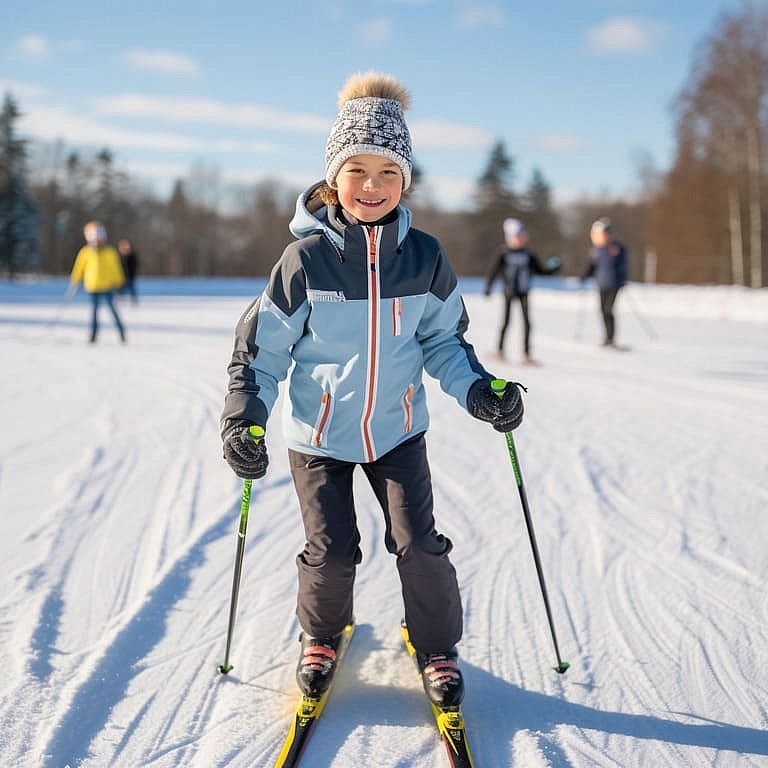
[221,182,490,463]
[584,241,629,289]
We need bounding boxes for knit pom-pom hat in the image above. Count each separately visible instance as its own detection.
[324,71,413,191]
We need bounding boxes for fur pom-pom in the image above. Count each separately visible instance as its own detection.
[337,71,411,111]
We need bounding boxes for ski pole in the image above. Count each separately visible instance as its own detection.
[217,425,265,675]
[43,282,78,334]
[623,285,658,341]
[491,379,570,674]
[573,282,588,341]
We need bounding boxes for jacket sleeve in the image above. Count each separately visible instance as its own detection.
[484,246,505,292]
[529,251,548,275]
[70,248,87,285]
[220,245,309,433]
[616,245,629,286]
[418,246,491,412]
[109,247,126,289]
[582,251,596,280]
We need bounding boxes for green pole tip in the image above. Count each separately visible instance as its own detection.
[490,378,507,394]
[554,661,570,674]
[248,425,265,440]
[217,663,234,674]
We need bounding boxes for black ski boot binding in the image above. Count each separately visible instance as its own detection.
[416,648,464,708]
[296,631,343,697]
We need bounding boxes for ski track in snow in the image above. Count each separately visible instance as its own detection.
[0,283,766,767]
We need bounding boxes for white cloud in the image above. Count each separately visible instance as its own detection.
[587,17,665,54]
[16,35,48,58]
[531,134,585,152]
[19,104,276,154]
[456,5,507,29]
[410,119,491,148]
[357,17,395,43]
[123,159,315,194]
[123,49,200,75]
[415,175,476,210]
[94,93,329,133]
[0,79,45,100]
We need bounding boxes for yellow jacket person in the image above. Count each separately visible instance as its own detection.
[70,221,127,343]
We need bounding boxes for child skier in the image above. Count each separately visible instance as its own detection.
[484,218,561,363]
[69,221,127,344]
[581,217,629,347]
[220,72,524,709]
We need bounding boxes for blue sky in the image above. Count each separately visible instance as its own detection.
[0,0,740,210]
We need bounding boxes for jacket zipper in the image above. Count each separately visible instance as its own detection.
[392,297,402,336]
[312,392,333,447]
[361,226,381,461]
[403,384,414,433]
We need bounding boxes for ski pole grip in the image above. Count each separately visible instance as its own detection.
[490,378,507,397]
[247,425,265,442]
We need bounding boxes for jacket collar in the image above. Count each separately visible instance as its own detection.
[289,180,412,250]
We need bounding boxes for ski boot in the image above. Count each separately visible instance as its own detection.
[296,630,344,697]
[416,648,464,708]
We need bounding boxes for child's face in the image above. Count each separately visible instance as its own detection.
[84,224,105,246]
[590,227,610,247]
[505,233,528,249]
[335,154,403,222]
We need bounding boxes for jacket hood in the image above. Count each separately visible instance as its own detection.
[289,180,412,249]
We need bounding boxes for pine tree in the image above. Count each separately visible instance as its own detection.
[472,140,520,269]
[522,168,563,270]
[0,93,39,277]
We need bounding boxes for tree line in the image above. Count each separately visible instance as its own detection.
[1,1,767,286]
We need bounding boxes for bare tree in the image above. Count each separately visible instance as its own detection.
[673,1,768,286]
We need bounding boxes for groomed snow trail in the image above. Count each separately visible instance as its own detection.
[0,281,766,768]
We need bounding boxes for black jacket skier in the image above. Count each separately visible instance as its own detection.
[485,218,560,361]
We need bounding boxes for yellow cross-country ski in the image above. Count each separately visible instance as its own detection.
[401,622,476,768]
[274,622,355,768]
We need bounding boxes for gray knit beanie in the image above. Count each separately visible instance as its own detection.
[325,72,413,191]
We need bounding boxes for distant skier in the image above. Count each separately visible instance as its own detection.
[581,217,628,348]
[220,72,525,711]
[69,221,126,344]
[484,218,561,364]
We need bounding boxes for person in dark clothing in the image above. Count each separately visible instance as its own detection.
[484,218,561,364]
[581,218,628,347]
[117,238,139,304]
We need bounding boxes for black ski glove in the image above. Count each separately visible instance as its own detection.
[467,378,525,433]
[222,420,268,479]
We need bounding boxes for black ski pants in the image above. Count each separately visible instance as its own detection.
[599,287,620,343]
[498,291,531,356]
[288,433,463,653]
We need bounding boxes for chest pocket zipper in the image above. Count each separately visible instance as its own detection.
[392,297,402,336]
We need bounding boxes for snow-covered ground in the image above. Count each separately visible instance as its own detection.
[1,277,766,768]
